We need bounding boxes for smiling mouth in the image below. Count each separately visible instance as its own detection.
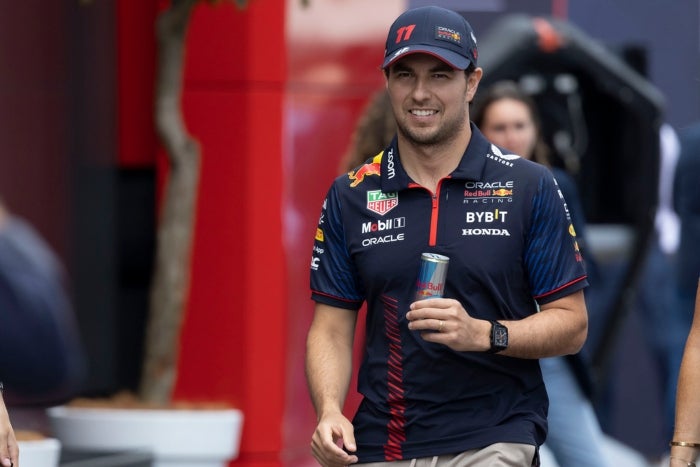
[410,109,437,117]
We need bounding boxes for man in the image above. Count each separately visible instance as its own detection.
[306,6,588,466]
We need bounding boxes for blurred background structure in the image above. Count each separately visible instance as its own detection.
[0,0,698,466]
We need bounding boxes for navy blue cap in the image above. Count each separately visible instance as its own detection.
[382,6,478,70]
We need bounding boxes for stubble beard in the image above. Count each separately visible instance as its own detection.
[396,108,469,150]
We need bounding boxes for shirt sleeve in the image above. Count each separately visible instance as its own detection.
[309,183,364,310]
[525,172,588,304]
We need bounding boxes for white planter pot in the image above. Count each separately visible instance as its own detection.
[18,437,61,467]
[47,405,243,467]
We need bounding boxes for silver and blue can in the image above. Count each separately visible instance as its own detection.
[414,253,450,301]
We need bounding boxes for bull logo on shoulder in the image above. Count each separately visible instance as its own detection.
[348,154,382,188]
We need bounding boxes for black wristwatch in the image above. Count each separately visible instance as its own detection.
[488,320,508,353]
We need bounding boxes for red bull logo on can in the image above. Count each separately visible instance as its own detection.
[415,281,444,295]
[414,253,449,301]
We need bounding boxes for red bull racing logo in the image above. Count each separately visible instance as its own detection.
[463,180,515,204]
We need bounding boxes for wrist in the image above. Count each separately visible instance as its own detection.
[670,456,697,467]
[487,320,508,353]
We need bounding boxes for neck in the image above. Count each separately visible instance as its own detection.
[398,127,471,192]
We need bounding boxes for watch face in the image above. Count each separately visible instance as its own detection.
[494,324,508,347]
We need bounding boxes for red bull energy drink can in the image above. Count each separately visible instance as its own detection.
[414,253,449,301]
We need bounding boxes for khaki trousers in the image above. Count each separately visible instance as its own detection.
[357,443,538,467]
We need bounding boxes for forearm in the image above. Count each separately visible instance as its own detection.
[672,333,700,464]
[501,311,587,359]
[305,307,356,418]
[670,283,700,466]
[407,291,587,358]
[500,290,587,359]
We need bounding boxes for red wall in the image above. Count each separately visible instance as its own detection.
[172,2,288,465]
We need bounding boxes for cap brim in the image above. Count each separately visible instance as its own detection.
[382,45,471,70]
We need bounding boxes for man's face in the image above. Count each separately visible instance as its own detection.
[386,54,480,148]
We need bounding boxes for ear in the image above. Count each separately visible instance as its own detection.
[467,67,483,102]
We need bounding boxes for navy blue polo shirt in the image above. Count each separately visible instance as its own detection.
[310,124,588,462]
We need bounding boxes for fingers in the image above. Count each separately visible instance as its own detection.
[407,317,445,333]
[9,436,18,467]
[409,297,453,312]
[1,434,17,467]
[311,419,358,466]
[311,438,359,466]
[0,434,12,467]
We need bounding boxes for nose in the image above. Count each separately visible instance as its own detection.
[410,76,431,101]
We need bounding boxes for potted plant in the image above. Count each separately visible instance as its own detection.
[47,1,245,465]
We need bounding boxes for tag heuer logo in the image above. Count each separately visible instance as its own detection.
[367,190,398,216]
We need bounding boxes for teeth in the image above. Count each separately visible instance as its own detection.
[412,109,436,116]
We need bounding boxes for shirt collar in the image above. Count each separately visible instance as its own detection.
[380,122,491,192]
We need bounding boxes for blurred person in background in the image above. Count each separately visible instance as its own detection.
[471,80,611,467]
[615,45,684,448]
[634,120,683,446]
[338,90,396,176]
[0,197,86,408]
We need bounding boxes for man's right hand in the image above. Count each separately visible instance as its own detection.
[311,412,358,466]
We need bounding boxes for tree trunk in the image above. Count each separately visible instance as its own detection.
[139,0,200,405]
